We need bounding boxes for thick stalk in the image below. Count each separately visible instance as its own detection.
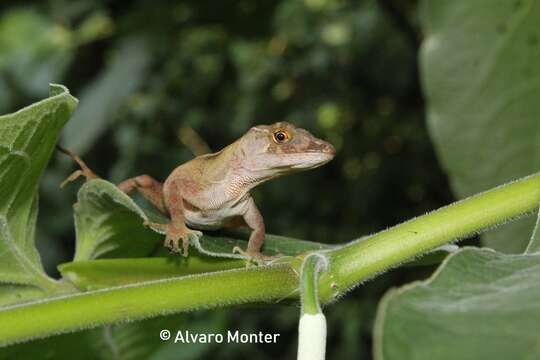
[300,254,327,315]
[298,254,328,360]
[318,173,540,300]
[0,264,298,346]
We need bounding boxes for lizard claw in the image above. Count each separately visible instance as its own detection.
[164,226,202,257]
[143,220,202,257]
[57,145,99,187]
[60,170,87,188]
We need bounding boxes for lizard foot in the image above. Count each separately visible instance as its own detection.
[232,246,280,265]
[143,220,202,257]
[57,145,99,187]
[164,226,202,257]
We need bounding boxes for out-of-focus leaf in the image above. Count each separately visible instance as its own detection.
[0,81,10,113]
[0,329,101,360]
[0,84,77,306]
[103,314,220,360]
[374,248,540,360]
[420,0,540,252]
[0,10,73,98]
[62,37,151,154]
[0,314,217,360]
[73,12,114,45]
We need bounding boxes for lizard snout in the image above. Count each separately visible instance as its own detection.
[322,142,336,156]
[307,139,336,159]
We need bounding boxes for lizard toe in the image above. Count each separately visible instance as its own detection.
[232,246,277,265]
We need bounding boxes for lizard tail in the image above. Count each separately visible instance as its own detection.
[56,145,100,187]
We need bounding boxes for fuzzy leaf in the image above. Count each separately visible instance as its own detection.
[58,257,245,290]
[374,248,540,360]
[0,84,77,306]
[420,0,540,252]
[72,180,160,261]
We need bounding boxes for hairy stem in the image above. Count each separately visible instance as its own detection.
[300,254,327,315]
[0,264,298,346]
[318,172,540,300]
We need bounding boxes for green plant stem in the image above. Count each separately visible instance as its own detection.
[1,173,540,346]
[0,264,298,346]
[300,254,327,315]
[318,172,540,301]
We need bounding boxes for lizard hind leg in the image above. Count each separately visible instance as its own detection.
[231,196,281,265]
[159,178,202,256]
[57,145,99,187]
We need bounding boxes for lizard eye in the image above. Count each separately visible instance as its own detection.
[273,130,290,143]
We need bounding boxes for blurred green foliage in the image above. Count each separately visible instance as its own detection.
[421,0,540,253]
[0,0,454,359]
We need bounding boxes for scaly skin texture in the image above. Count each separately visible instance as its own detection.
[60,122,335,262]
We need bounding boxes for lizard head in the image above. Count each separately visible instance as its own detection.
[239,122,335,176]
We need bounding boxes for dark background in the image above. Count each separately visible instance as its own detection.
[0,0,462,358]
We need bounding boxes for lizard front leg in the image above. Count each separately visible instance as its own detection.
[161,178,202,256]
[233,196,269,262]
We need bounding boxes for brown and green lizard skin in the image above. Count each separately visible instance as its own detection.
[60,122,335,262]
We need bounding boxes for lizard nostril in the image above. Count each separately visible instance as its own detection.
[324,143,336,156]
[307,139,336,155]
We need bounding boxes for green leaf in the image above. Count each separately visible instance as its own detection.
[73,180,160,261]
[195,232,333,257]
[402,246,456,268]
[374,248,540,360]
[0,84,77,306]
[59,257,245,290]
[72,178,333,262]
[525,207,540,253]
[420,0,540,252]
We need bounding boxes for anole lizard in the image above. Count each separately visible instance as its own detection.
[59,122,335,262]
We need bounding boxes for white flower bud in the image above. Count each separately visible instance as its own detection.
[297,313,327,360]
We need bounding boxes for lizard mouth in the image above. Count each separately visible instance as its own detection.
[288,151,335,170]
